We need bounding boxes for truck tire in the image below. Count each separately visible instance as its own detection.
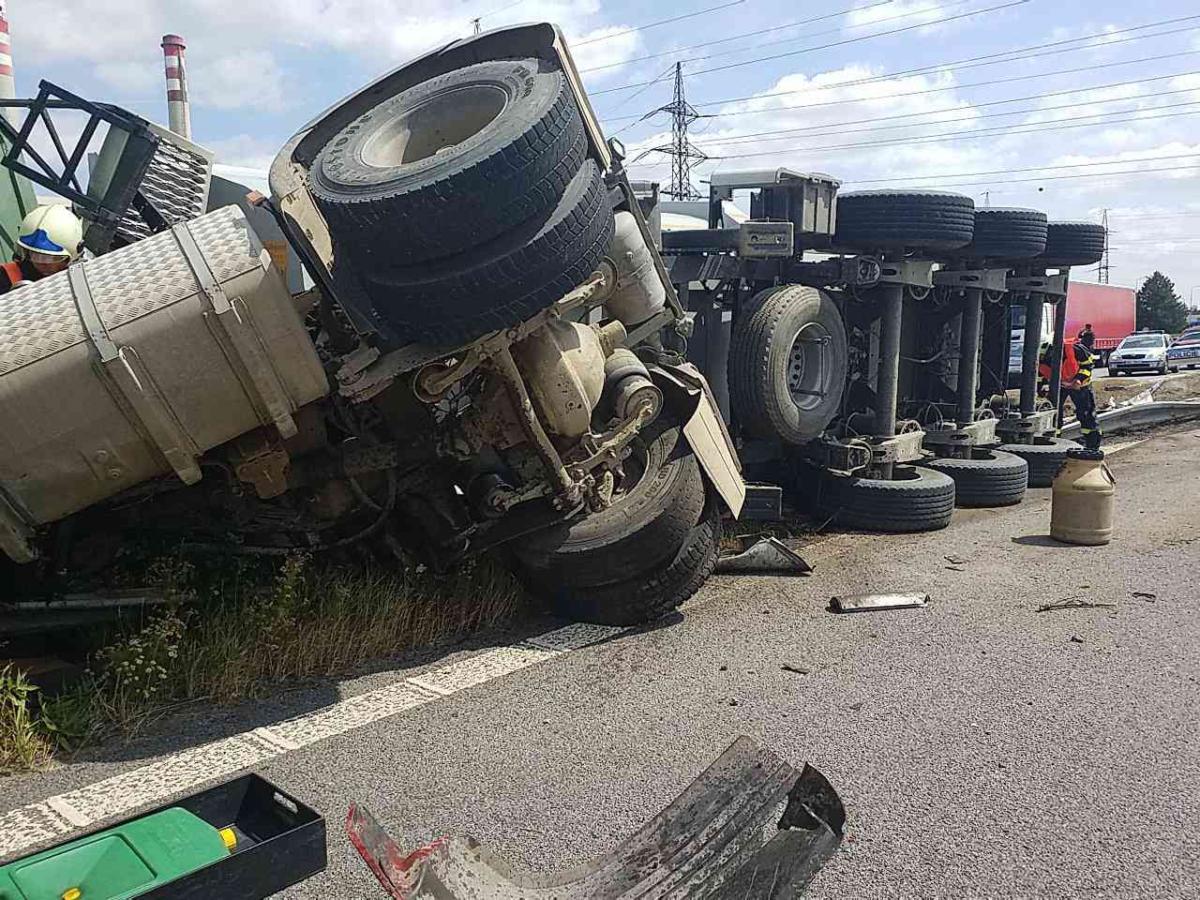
[729,285,848,445]
[923,449,1028,507]
[526,492,721,625]
[513,414,707,619]
[998,437,1081,487]
[1037,222,1106,267]
[311,59,586,267]
[961,207,1048,260]
[365,161,614,345]
[834,191,975,252]
[816,465,956,532]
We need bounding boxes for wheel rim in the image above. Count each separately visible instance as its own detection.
[361,83,509,168]
[787,322,835,410]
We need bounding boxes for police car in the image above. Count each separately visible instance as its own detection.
[1107,331,1169,376]
[1167,329,1200,372]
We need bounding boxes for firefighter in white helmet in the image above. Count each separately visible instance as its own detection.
[2,205,84,294]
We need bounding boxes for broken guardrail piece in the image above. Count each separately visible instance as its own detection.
[347,736,845,899]
[715,537,813,575]
[830,593,929,613]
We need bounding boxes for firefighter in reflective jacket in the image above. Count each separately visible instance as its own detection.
[1040,338,1101,450]
[1,205,84,294]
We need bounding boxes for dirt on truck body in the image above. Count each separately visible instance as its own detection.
[0,24,744,627]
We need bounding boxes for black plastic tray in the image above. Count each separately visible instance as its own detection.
[8,774,326,899]
[141,774,326,898]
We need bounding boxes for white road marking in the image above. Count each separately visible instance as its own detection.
[0,623,628,861]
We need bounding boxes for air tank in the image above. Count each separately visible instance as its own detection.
[605,210,666,326]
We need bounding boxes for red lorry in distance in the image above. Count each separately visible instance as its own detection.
[1065,281,1136,367]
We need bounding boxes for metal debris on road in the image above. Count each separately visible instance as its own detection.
[830,593,929,613]
[1037,596,1117,613]
[716,537,813,575]
[347,736,845,898]
[1132,591,1157,600]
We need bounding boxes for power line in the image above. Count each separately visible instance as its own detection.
[636,151,1200,179]
[572,0,748,47]
[706,82,1200,148]
[592,0,1030,96]
[630,50,1200,130]
[850,162,1200,189]
[580,0,895,74]
[689,100,1200,160]
[596,14,1200,121]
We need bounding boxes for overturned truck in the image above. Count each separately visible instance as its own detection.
[652,170,1106,528]
[0,25,744,626]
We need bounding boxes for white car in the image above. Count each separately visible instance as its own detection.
[1107,332,1169,376]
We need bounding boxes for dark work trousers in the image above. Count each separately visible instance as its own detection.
[1067,385,1101,450]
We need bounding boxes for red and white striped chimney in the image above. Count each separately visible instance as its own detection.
[161,33,191,139]
[0,2,17,126]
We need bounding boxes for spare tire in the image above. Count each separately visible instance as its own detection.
[1037,221,1106,267]
[364,160,614,345]
[834,190,975,252]
[960,207,1048,260]
[311,59,586,267]
[729,285,848,445]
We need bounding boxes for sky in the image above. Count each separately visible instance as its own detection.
[6,0,1200,299]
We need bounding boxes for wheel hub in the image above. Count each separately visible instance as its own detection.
[787,323,833,410]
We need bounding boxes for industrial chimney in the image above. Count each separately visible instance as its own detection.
[0,2,16,126]
[161,33,191,140]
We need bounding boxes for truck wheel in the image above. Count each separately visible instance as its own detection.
[1037,222,1106,267]
[816,465,955,533]
[526,493,721,626]
[729,285,848,445]
[923,449,1028,507]
[512,415,709,624]
[833,191,975,253]
[998,437,1081,487]
[311,59,586,267]
[365,161,614,345]
[961,207,1048,259]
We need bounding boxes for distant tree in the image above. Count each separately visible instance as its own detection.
[1136,271,1188,333]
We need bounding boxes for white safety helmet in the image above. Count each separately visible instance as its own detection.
[16,204,84,261]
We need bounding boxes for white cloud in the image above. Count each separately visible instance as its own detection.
[847,0,948,29]
[8,0,624,110]
[565,26,642,80]
[189,52,287,112]
[207,134,279,171]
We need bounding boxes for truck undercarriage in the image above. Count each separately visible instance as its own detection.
[0,24,744,628]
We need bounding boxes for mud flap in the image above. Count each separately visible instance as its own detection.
[347,736,844,898]
[650,361,746,519]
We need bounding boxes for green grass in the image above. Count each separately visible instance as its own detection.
[6,552,528,771]
[0,665,53,775]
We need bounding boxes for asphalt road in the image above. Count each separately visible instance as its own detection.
[3,427,1199,898]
